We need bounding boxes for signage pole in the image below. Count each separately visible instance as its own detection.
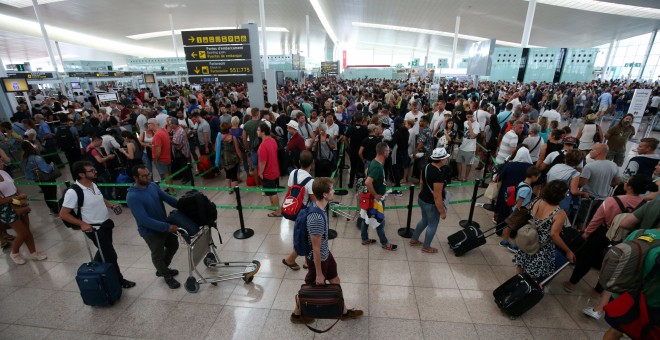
[242,23,265,109]
[0,58,17,121]
[31,0,66,94]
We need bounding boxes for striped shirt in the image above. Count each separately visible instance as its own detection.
[306,210,329,261]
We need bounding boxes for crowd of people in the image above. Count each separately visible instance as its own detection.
[1,76,659,338]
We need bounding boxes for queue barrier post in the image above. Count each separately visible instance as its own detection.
[334,145,348,196]
[187,163,195,187]
[232,186,254,239]
[459,179,481,229]
[397,184,415,238]
[324,202,338,240]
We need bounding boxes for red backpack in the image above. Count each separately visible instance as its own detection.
[281,170,313,221]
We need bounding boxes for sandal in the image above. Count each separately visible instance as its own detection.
[340,308,364,320]
[282,259,301,271]
[422,247,438,253]
[361,239,376,245]
[3,234,15,241]
[267,212,282,218]
[381,244,398,251]
[409,240,423,246]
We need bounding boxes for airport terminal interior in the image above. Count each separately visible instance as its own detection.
[0,0,659,339]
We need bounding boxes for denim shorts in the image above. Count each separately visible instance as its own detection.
[154,160,171,177]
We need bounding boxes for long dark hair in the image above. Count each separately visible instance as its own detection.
[20,140,40,164]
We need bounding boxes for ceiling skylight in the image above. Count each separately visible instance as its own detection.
[526,0,660,20]
[127,27,289,40]
[352,22,540,48]
[309,0,339,43]
[0,0,67,8]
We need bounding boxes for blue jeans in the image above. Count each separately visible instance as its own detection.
[361,211,389,246]
[411,198,441,248]
[575,106,584,119]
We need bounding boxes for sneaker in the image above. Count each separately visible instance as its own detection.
[391,190,403,197]
[499,240,510,248]
[506,244,519,253]
[10,252,25,265]
[30,251,47,261]
[340,309,364,320]
[290,313,314,324]
[582,307,602,320]
[164,277,181,289]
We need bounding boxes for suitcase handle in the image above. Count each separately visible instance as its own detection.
[482,220,508,238]
[82,228,106,263]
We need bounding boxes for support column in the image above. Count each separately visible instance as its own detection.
[54,41,65,69]
[424,35,431,69]
[521,0,537,48]
[241,23,265,110]
[638,30,658,80]
[0,57,17,121]
[168,11,179,58]
[31,0,65,93]
[325,35,334,61]
[601,39,617,80]
[259,0,268,71]
[306,15,310,59]
[451,16,460,68]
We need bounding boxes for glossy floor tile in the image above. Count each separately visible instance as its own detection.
[0,164,617,339]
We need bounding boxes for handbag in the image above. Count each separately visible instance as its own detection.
[30,156,61,182]
[593,125,601,143]
[297,284,345,333]
[484,181,500,201]
[505,206,531,232]
[359,192,374,210]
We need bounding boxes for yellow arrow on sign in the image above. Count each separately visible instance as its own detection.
[191,52,197,58]
[194,67,200,74]
[188,36,195,43]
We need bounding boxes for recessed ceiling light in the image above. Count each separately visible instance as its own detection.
[0,0,67,7]
[127,26,289,40]
[352,22,540,48]
[525,0,660,20]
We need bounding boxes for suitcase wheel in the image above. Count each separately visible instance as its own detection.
[185,276,200,293]
[243,275,254,284]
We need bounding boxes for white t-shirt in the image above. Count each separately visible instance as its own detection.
[0,170,17,197]
[651,95,660,108]
[404,111,424,134]
[543,150,563,165]
[541,110,561,124]
[430,110,449,133]
[508,98,521,110]
[287,169,315,206]
[523,136,544,162]
[101,134,121,154]
[497,130,519,164]
[459,121,480,152]
[136,114,148,134]
[325,123,339,139]
[475,109,490,131]
[62,182,110,224]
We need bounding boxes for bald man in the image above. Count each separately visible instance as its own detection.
[578,143,621,200]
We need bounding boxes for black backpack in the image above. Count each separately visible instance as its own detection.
[177,190,217,226]
[55,125,76,152]
[58,184,84,230]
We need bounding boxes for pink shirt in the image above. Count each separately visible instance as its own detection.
[583,195,645,238]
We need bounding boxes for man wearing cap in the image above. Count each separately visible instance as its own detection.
[539,136,578,172]
[410,148,450,254]
[286,120,306,169]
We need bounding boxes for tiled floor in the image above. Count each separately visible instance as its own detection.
[0,162,613,340]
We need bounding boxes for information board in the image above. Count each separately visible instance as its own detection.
[320,61,339,76]
[184,45,251,61]
[6,72,53,80]
[181,29,249,46]
[182,28,253,83]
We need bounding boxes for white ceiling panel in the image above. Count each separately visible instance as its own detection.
[0,0,657,67]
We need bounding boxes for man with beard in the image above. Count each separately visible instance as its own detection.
[605,113,635,167]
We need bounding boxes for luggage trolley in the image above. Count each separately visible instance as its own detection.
[177,225,260,293]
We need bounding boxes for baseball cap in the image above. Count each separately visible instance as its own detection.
[430,147,450,161]
[562,136,577,145]
[286,120,298,129]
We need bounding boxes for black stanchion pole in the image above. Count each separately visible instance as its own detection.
[187,162,195,187]
[479,157,489,188]
[459,179,481,229]
[398,184,415,238]
[325,203,338,240]
[335,152,348,196]
[232,186,254,239]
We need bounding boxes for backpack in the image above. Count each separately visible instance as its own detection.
[599,229,660,293]
[58,184,84,230]
[281,170,313,221]
[293,205,325,257]
[55,125,76,152]
[505,182,531,207]
[176,190,218,226]
[220,138,240,169]
[513,205,560,255]
[605,197,647,243]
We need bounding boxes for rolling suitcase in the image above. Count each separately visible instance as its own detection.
[493,262,570,318]
[76,230,122,306]
[447,221,506,256]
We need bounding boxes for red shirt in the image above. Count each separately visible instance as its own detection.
[258,137,279,180]
[286,132,306,153]
[152,129,172,164]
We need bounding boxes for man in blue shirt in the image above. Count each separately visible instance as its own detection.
[497,103,514,129]
[34,114,62,166]
[597,88,613,117]
[127,165,181,289]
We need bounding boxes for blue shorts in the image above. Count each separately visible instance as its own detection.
[250,151,259,167]
[154,160,171,177]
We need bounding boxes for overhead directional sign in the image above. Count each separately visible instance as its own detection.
[184,45,251,60]
[189,75,254,83]
[7,72,53,79]
[181,29,249,46]
[186,60,252,76]
[320,61,339,76]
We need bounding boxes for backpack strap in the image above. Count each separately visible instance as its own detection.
[299,175,312,187]
[293,169,299,185]
[612,196,627,214]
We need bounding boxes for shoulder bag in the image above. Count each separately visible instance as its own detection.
[30,155,61,182]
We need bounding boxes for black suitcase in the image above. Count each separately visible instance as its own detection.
[493,262,569,318]
[76,230,122,306]
[447,222,506,256]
